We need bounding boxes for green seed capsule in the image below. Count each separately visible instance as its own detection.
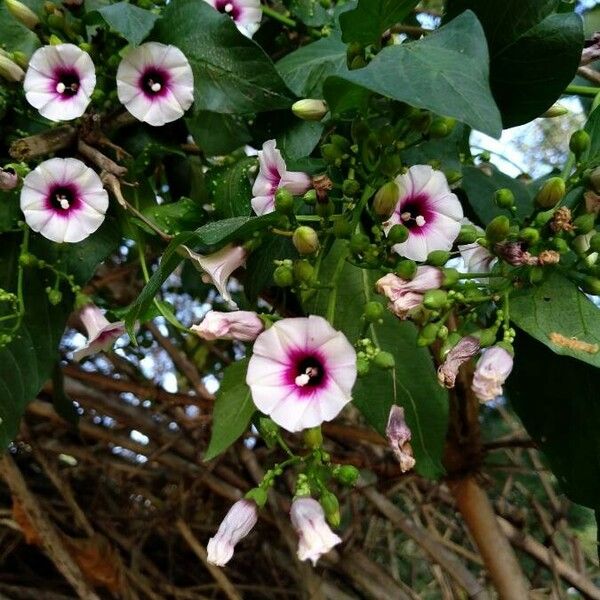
[363,301,384,322]
[427,250,451,267]
[569,130,591,158]
[293,259,315,284]
[333,464,360,486]
[574,213,596,234]
[373,350,395,370]
[273,265,294,287]
[395,259,417,280]
[387,223,409,244]
[589,233,600,253]
[494,188,515,209]
[274,188,294,214]
[457,224,480,244]
[422,289,448,310]
[486,215,510,243]
[342,178,360,197]
[519,227,540,244]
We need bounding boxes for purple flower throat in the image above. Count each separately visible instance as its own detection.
[46,183,80,215]
[53,68,80,98]
[215,0,240,19]
[398,194,435,232]
[140,68,171,98]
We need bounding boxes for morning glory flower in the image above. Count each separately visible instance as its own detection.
[246,315,357,432]
[20,158,108,243]
[472,345,514,403]
[73,304,126,362]
[384,165,463,262]
[23,44,96,121]
[116,42,194,127]
[203,0,262,38]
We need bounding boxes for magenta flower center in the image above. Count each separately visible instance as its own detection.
[286,353,326,395]
[46,183,80,214]
[398,194,435,231]
[53,69,80,98]
[215,0,240,19]
[140,68,171,98]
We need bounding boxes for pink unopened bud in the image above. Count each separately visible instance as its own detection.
[471,345,514,403]
[191,310,264,342]
[385,405,415,473]
[207,499,258,567]
[72,304,125,361]
[375,266,442,319]
[437,336,480,388]
[0,168,18,191]
[290,497,341,565]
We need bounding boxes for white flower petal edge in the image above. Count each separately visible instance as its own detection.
[116,42,194,127]
[20,158,108,244]
[203,0,262,37]
[24,44,96,122]
[246,315,357,432]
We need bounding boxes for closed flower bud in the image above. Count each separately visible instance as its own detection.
[418,322,440,346]
[387,223,409,244]
[395,259,417,279]
[273,265,294,287]
[444,169,462,185]
[442,267,459,287]
[47,289,62,305]
[429,116,456,138]
[569,130,590,158]
[321,143,343,164]
[590,233,600,252]
[0,167,18,190]
[574,213,596,234]
[582,276,600,295]
[363,301,384,322]
[422,289,448,309]
[519,227,540,244]
[274,188,294,214]
[320,492,340,527]
[5,0,39,28]
[373,350,395,370]
[541,104,568,118]
[457,224,480,244]
[342,178,360,197]
[293,259,315,284]
[552,237,570,253]
[303,189,317,204]
[472,327,497,348]
[536,177,565,208]
[293,226,320,255]
[292,99,328,121]
[494,188,515,209]
[0,54,24,82]
[333,464,360,486]
[485,215,510,243]
[426,250,451,267]
[373,181,399,218]
[191,310,264,342]
[303,426,323,449]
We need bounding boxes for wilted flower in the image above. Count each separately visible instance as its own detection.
[251,140,311,216]
[20,158,108,243]
[471,345,514,403]
[72,304,125,361]
[581,32,600,65]
[191,310,264,342]
[459,241,495,272]
[207,499,258,567]
[385,405,415,472]
[375,267,443,319]
[116,42,194,127]
[246,316,357,432]
[494,241,537,267]
[383,165,463,262]
[0,168,18,191]
[290,497,341,565]
[437,336,481,388]
[24,44,96,121]
[202,0,262,38]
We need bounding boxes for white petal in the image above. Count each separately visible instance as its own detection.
[406,164,435,196]
[427,192,463,220]
[245,355,287,386]
[250,383,297,416]
[22,207,53,232]
[251,194,275,216]
[393,232,429,261]
[40,214,70,243]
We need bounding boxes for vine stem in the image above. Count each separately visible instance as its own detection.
[262,5,296,27]
[564,84,600,97]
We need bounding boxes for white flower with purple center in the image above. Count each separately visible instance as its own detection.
[73,304,126,362]
[246,316,357,432]
[20,158,108,243]
[203,0,262,38]
[23,44,96,122]
[384,165,463,262]
[251,140,312,216]
[116,42,194,127]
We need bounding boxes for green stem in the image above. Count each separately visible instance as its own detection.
[458,272,505,279]
[350,184,375,231]
[564,84,600,97]
[262,5,296,27]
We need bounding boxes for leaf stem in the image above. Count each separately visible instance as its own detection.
[564,84,600,97]
[262,5,296,27]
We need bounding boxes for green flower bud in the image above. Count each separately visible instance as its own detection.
[356,356,370,377]
[519,227,540,245]
[427,250,451,267]
[373,350,395,370]
[47,11,65,29]
[582,276,600,295]
[293,226,320,255]
[395,259,417,280]
[333,218,353,239]
[541,104,568,118]
[303,189,317,205]
[292,99,328,122]
[535,177,565,209]
[472,327,497,348]
[569,130,591,158]
[11,51,28,69]
[552,237,570,253]
[372,181,399,218]
[304,426,323,449]
[349,233,370,254]
[245,487,268,507]
[457,224,479,244]
[590,233,600,253]
[333,464,360,486]
[417,323,439,346]
[0,54,24,82]
[442,268,459,287]
[321,143,343,164]
[274,188,294,214]
[574,213,596,234]
[535,209,554,227]
[48,34,63,45]
[342,178,360,197]
[485,215,510,243]
[387,223,409,244]
[273,265,294,287]
[293,259,315,284]
[363,301,384,323]
[47,289,62,305]
[494,188,515,209]
[330,134,350,152]
[18,252,37,268]
[320,492,340,527]
[444,169,462,185]
[429,116,456,138]
[422,289,448,310]
[5,0,39,28]
[346,41,363,64]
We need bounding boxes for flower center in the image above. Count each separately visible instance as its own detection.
[55,71,80,97]
[398,195,433,231]
[294,357,324,388]
[142,69,167,96]
[49,185,77,212]
[215,0,239,18]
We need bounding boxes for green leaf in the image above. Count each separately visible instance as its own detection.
[142,198,204,235]
[186,112,251,156]
[324,11,503,138]
[276,34,348,98]
[154,0,293,114]
[277,120,323,160]
[92,2,158,46]
[340,0,419,46]
[304,242,448,478]
[511,271,600,369]
[190,214,280,250]
[507,332,600,509]
[0,4,40,56]
[459,165,533,225]
[445,1,583,127]
[0,191,22,233]
[210,157,256,219]
[290,0,331,27]
[583,105,600,166]
[205,357,255,460]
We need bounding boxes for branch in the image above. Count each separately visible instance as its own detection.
[77,139,127,177]
[9,126,77,161]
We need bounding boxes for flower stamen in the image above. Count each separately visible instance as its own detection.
[56,194,70,210]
